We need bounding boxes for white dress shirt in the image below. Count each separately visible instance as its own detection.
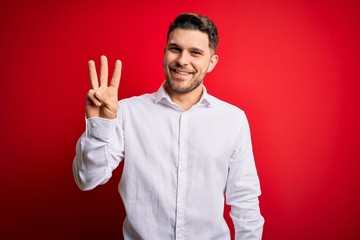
[73,84,264,239]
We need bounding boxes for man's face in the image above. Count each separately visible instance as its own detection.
[163,28,218,94]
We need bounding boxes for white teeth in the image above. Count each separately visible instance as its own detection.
[174,70,191,75]
[178,72,189,75]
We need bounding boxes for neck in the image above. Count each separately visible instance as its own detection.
[165,83,204,111]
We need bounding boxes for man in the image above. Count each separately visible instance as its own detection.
[73,13,264,239]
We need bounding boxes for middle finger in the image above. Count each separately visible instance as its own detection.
[100,55,108,87]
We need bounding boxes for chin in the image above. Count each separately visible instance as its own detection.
[166,79,202,94]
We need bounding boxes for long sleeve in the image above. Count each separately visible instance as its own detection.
[72,112,125,191]
[226,113,264,239]
[72,87,264,239]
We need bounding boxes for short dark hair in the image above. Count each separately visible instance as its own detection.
[167,13,219,52]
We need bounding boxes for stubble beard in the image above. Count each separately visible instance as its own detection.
[166,78,202,94]
[165,69,206,94]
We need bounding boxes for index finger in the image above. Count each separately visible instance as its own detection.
[110,59,122,89]
[88,60,99,89]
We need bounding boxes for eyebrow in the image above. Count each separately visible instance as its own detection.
[167,43,205,54]
[167,43,181,48]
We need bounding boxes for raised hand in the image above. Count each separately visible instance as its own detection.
[86,55,122,119]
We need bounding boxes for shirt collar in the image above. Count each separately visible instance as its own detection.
[154,82,213,108]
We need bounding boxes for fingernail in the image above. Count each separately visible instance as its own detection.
[95,91,102,97]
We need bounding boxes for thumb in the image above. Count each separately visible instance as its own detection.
[95,90,102,97]
[94,89,114,106]
[93,89,104,105]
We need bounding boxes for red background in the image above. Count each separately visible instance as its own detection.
[1,0,359,239]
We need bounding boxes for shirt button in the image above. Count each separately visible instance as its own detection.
[91,123,97,128]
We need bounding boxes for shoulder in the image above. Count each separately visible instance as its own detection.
[207,93,246,118]
[119,92,156,106]
[116,92,158,119]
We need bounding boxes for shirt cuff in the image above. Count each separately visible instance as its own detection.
[86,117,117,141]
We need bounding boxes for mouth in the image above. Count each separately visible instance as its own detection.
[170,68,195,77]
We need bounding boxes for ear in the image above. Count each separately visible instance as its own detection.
[207,54,219,73]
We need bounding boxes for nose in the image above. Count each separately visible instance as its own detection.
[176,51,190,66]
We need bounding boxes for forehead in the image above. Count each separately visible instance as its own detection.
[167,29,210,50]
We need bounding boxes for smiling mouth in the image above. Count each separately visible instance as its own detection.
[171,68,194,76]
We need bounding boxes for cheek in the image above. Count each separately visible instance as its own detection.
[163,53,170,65]
[193,61,209,73]
[164,52,177,65]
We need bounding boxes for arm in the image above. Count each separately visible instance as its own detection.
[72,114,125,190]
[226,112,265,239]
[72,56,124,190]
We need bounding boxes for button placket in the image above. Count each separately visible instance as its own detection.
[175,111,189,239]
